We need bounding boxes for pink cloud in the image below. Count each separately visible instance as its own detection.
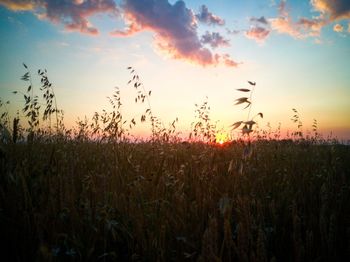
[112,0,238,67]
[245,16,271,43]
[270,17,302,38]
[200,31,230,48]
[270,1,325,39]
[0,0,119,35]
[333,23,344,32]
[311,0,350,21]
[0,0,34,11]
[195,4,225,26]
[222,54,239,67]
[110,16,142,36]
[226,28,240,35]
[270,1,303,38]
[245,26,270,42]
[297,17,324,31]
[250,16,269,25]
[0,0,238,67]
[269,0,350,39]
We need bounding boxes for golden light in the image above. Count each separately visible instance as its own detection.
[215,132,229,145]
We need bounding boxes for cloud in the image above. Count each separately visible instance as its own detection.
[112,0,237,67]
[245,26,270,42]
[110,19,141,36]
[270,1,324,39]
[269,1,303,38]
[250,16,269,25]
[270,17,302,38]
[200,31,230,48]
[0,0,34,11]
[0,0,119,35]
[222,54,239,67]
[269,0,350,39]
[311,0,350,21]
[1,0,238,67]
[226,28,240,35]
[245,16,271,43]
[297,17,325,36]
[333,23,344,32]
[195,4,225,26]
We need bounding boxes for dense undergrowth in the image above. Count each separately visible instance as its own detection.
[0,141,349,261]
[0,65,349,261]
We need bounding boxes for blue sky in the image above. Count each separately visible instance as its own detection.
[0,0,349,139]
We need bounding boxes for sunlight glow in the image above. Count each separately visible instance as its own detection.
[216,132,229,145]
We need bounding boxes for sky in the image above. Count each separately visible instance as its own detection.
[0,0,349,140]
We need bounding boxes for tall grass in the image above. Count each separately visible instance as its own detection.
[0,65,349,261]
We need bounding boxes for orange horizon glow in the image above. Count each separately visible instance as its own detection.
[216,132,229,145]
[0,0,349,140]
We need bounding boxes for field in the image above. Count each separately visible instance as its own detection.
[0,66,350,261]
[1,139,349,261]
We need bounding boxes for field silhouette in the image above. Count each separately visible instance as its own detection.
[0,65,349,261]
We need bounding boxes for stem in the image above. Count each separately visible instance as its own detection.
[45,71,59,134]
[136,72,155,138]
[28,68,35,131]
[3,102,11,131]
[247,84,255,121]
[52,83,59,133]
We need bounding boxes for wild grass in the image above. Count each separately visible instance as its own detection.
[0,65,349,261]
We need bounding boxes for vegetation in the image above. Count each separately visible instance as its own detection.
[0,65,349,261]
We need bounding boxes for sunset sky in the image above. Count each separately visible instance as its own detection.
[0,0,349,139]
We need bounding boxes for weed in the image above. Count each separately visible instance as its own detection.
[0,66,349,262]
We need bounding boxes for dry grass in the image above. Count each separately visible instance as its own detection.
[0,141,349,261]
[0,66,349,261]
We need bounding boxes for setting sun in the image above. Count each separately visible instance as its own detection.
[216,132,229,145]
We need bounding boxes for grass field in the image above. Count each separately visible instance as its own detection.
[1,139,349,261]
[0,67,349,261]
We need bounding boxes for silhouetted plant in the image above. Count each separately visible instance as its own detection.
[12,63,64,140]
[38,69,63,134]
[127,66,156,139]
[230,81,263,173]
[12,117,19,143]
[231,81,263,136]
[104,87,128,142]
[18,63,40,138]
[0,99,11,142]
[75,116,90,141]
[190,97,217,143]
[312,118,319,140]
[0,65,349,262]
[291,108,303,139]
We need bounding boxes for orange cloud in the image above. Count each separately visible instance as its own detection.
[0,0,34,11]
[250,16,269,25]
[270,1,325,39]
[195,5,225,26]
[112,0,238,67]
[245,26,270,42]
[110,18,142,37]
[245,16,271,43]
[200,31,230,48]
[311,0,350,21]
[270,18,303,38]
[0,0,119,35]
[333,23,344,32]
[270,0,350,39]
[297,18,325,34]
[221,54,239,67]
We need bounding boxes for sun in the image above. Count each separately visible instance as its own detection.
[215,132,229,145]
